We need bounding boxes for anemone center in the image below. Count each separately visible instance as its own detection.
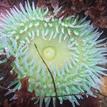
[43,47,56,60]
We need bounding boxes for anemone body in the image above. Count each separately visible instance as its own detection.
[0,2,107,107]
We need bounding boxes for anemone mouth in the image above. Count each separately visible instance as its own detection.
[0,1,107,107]
[43,46,56,60]
[29,36,72,69]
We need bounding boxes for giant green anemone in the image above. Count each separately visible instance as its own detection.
[0,1,107,107]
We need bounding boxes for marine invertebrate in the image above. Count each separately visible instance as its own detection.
[0,1,107,107]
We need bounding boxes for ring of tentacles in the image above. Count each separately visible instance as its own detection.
[0,1,107,107]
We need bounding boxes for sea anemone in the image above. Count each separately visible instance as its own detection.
[0,1,107,107]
